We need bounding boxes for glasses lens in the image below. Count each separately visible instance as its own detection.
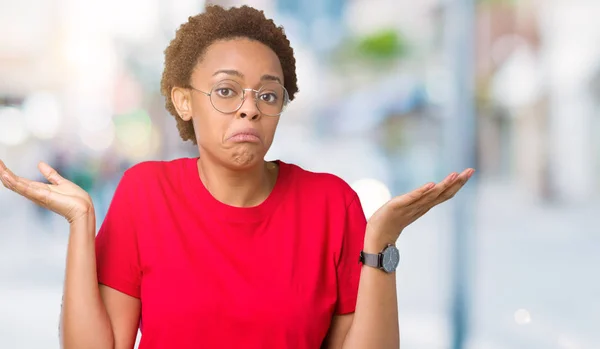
[256,82,288,116]
[210,80,243,113]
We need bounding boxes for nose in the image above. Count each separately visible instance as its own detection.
[237,89,260,120]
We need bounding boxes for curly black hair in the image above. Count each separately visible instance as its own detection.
[160,4,298,144]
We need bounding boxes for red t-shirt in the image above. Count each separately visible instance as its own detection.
[95,157,367,349]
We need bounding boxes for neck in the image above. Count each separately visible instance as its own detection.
[196,154,277,208]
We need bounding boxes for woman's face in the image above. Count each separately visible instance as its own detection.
[174,38,284,170]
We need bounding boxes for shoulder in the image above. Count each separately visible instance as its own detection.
[116,157,194,192]
[282,161,359,206]
[123,157,192,179]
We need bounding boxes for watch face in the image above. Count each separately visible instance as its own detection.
[382,245,400,273]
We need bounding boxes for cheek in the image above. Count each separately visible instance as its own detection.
[192,109,228,144]
[263,118,280,143]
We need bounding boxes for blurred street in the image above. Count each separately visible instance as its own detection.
[1,178,598,349]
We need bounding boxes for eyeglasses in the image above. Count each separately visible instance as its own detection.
[188,79,289,117]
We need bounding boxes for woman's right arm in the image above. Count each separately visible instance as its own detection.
[60,214,141,349]
[0,160,140,349]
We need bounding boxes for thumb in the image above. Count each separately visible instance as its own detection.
[38,162,66,185]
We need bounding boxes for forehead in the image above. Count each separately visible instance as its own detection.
[195,38,283,80]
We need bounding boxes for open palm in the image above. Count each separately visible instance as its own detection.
[367,168,475,243]
[0,160,94,223]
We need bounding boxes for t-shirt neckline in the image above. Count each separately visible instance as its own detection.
[186,157,290,223]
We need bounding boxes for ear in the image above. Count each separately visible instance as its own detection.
[171,87,193,121]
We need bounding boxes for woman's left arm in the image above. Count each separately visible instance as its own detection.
[335,230,400,349]
[322,232,400,349]
[325,168,474,349]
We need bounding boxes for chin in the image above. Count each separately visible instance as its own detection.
[228,150,264,169]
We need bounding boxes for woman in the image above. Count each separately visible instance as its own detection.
[0,5,473,349]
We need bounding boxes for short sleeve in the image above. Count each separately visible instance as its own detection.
[335,194,367,315]
[95,172,142,298]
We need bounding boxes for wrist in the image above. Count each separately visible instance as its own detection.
[363,227,397,254]
[69,210,96,229]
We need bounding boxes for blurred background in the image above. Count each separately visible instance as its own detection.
[1,0,599,348]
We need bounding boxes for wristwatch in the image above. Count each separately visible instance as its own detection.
[359,244,400,273]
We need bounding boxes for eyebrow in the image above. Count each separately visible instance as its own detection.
[261,74,282,84]
[212,69,282,84]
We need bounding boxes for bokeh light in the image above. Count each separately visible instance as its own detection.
[114,109,157,159]
[80,120,116,152]
[514,309,532,325]
[0,107,29,146]
[22,92,63,140]
[351,178,392,219]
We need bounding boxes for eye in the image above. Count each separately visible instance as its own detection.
[215,88,237,98]
[259,92,278,104]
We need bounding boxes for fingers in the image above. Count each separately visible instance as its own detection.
[391,181,436,207]
[6,172,52,202]
[0,161,18,190]
[38,162,65,185]
[430,168,474,206]
[1,161,91,221]
[0,165,69,214]
[0,159,8,178]
[384,168,475,209]
[396,168,473,210]
[0,162,53,204]
[428,171,461,197]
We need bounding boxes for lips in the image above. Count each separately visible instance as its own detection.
[227,128,261,143]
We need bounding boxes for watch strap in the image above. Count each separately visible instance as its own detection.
[359,251,381,268]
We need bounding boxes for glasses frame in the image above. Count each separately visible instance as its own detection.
[188,79,289,117]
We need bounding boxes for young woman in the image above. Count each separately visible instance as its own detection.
[0,5,473,349]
